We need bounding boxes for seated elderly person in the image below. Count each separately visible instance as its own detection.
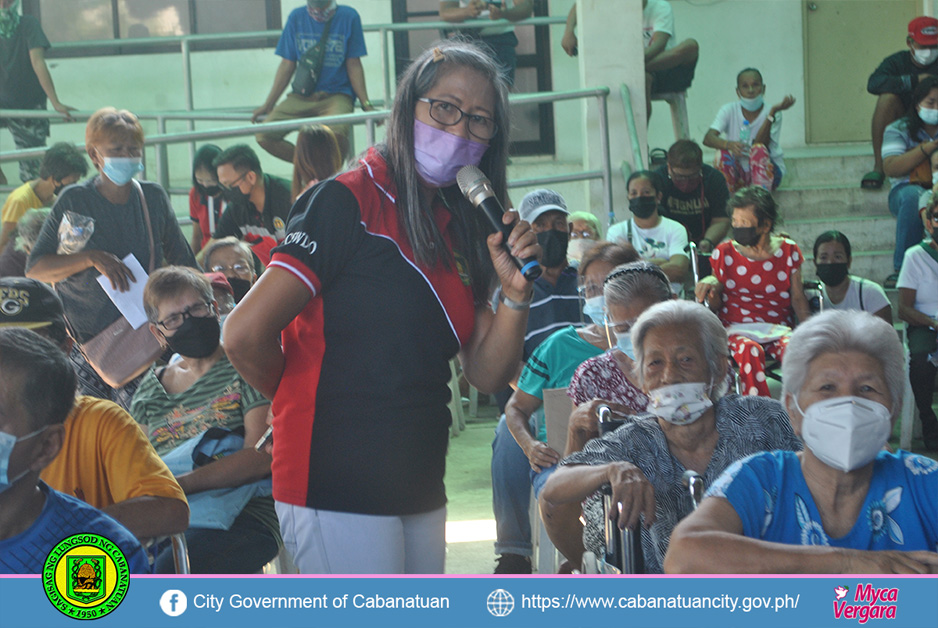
[0,277,188,542]
[0,328,149,574]
[539,300,801,573]
[506,243,638,494]
[129,266,280,573]
[696,186,810,397]
[202,236,258,304]
[566,211,603,265]
[666,310,938,574]
[565,261,675,454]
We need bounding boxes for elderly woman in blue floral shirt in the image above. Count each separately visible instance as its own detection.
[666,310,938,574]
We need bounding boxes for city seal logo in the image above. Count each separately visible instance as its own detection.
[43,533,130,620]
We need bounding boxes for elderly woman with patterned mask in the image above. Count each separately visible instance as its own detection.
[539,300,801,573]
[666,310,938,574]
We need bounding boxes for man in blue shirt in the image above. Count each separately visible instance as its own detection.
[0,328,149,574]
[252,1,374,162]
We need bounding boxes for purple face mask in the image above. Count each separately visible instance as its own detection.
[413,119,489,188]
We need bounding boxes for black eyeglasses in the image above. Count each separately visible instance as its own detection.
[418,98,498,140]
[156,302,213,331]
[668,168,702,182]
[219,172,248,191]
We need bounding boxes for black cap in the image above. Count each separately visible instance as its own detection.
[0,277,65,332]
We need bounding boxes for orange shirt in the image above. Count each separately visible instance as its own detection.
[41,396,187,511]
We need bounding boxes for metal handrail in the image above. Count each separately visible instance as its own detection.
[0,87,614,222]
[26,16,567,112]
[620,83,645,174]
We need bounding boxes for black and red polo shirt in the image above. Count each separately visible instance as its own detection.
[268,149,476,516]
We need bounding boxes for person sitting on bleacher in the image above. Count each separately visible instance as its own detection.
[203,237,258,305]
[131,266,280,573]
[566,210,603,266]
[505,242,638,501]
[654,140,729,259]
[702,68,795,193]
[607,170,689,296]
[0,277,189,543]
[0,328,149,574]
[896,197,938,451]
[810,230,892,324]
[539,300,800,573]
[666,310,938,574]
[695,186,810,397]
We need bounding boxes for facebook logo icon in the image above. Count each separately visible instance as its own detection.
[160,590,188,616]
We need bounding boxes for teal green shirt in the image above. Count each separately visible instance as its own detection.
[517,326,603,442]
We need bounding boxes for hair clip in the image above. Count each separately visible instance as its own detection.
[432,47,445,63]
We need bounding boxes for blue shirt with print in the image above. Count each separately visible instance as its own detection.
[275,5,367,99]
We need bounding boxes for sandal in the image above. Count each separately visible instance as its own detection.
[649,147,668,167]
[884,272,899,289]
[861,170,884,190]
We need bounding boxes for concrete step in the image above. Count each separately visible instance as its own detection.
[774,185,889,220]
[781,153,875,189]
[781,215,896,256]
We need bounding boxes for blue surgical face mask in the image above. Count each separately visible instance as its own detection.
[740,94,764,112]
[101,157,143,186]
[0,427,45,494]
[919,105,938,126]
[582,295,604,325]
[615,330,635,360]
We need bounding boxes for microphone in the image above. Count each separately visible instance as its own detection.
[457,165,542,281]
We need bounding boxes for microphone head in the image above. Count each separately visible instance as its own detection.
[681,470,701,488]
[456,165,494,206]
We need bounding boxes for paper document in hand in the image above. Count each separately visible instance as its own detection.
[95,253,149,329]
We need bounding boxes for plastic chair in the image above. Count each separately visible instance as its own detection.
[650,91,690,140]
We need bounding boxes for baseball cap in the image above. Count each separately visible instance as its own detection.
[518,189,568,226]
[909,16,938,46]
[0,277,65,331]
[205,271,233,297]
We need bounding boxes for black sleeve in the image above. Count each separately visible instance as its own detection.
[212,204,242,239]
[149,184,198,270]
[270,180,363,293]
[22,17,50,51]
[868,51,916,95]
[704,167,730,222]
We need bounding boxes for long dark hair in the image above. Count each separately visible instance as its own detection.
[191,144,222,189]
[381,39,510,304]
[903,75,938,139]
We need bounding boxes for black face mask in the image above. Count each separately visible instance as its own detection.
[221,185,249,205]
[165,314,220,359]
[536,229,569,269]
[815,262,849,287]
[227,277,252,303]
[53,181,67,196]
[197,183,221,197]
[733,226,760,247]
[629,196,658,219]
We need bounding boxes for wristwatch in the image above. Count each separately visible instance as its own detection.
[498,290,533,311]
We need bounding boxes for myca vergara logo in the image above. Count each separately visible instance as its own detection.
[833,583,898,624]
[42,533,131,620]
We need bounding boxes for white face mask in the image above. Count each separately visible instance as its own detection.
[796,395,891,473]
[920,105,938,126]
[567,238,596,263]
[646,382,713,426]
[913,47,938,66]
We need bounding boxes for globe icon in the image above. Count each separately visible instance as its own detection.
[486,589,514,617]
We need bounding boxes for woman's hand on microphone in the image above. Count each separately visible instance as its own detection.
[487,210,539,302]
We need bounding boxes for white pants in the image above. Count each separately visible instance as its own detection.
[275,502,446,574]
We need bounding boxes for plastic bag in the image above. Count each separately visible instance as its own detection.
[57,211,95,255]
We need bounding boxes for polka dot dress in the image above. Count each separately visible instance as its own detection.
[712,239,803,396]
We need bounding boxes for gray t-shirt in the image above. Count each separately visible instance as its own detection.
[27,177,197,342]
[562,394,802,573]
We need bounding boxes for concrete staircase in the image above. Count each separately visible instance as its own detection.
[773,146,894,284]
